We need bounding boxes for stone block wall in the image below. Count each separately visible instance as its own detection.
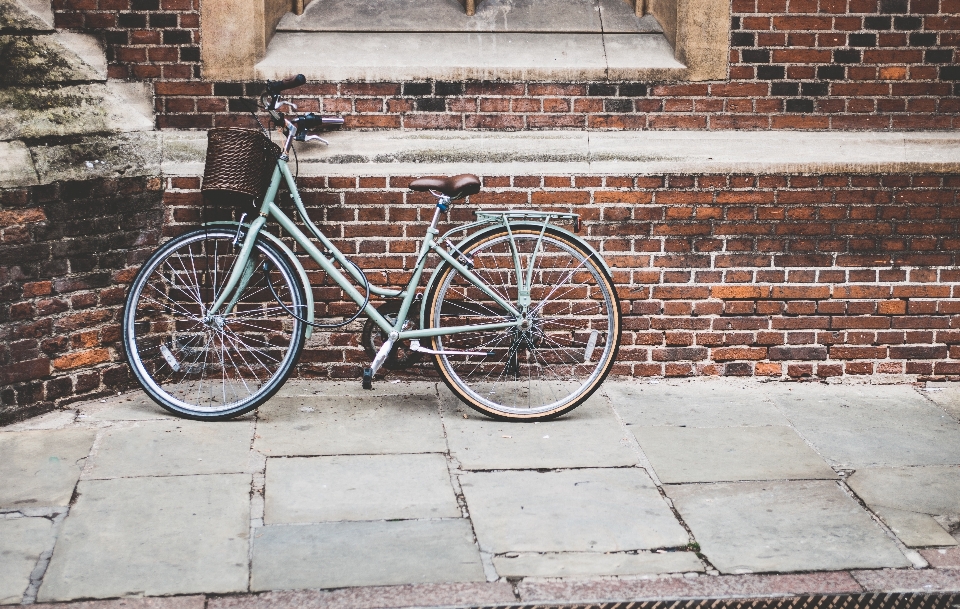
[161,171,960,381]
[52,0,957,130]
[0,177,164,424]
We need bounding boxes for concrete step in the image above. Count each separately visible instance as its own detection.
[256,31,681,82]
[278,0,660,33]
[160,130,960,178]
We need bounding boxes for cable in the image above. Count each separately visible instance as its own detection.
[263,258,371,329]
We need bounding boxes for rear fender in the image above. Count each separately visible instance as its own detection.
[419,221,610,330]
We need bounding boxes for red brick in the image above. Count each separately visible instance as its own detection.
[712,347,768,361]
[711,285,770,299]
[756,362,782,376]
[155,82,211,96]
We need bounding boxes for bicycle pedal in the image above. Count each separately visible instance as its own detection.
[362,367,373,390]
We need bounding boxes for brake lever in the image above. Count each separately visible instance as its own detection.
[304,134,330,145]
[276,101,298,112]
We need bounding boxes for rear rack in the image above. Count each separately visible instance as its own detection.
[475,210,580,232]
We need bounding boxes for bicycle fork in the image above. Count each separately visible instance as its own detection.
[204,215,268,323]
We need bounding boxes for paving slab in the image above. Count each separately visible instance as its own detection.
[0,516,53,604]
[274,380,438,398]
[208,583,516,609]
[665,480,911,574]
[846,466,960,516]
[77,391,178,421]
[851,568,960,592]
[846,466,960,547]
[460,468,688,553]
[768,384,960,467]
[629,426,836,483]
[1,409,76,432]
[0,429,95,508]
[251,519,484,590]
[606,380,790,427]
[922,386,960,421]
[493,550,703,578]
[441,389,638,470]
[255,393,445,456]
[517,571,863,602]
[872,507,957,547]
[38,474,250,601]
[264,454,460,524]
[83,420,256,479]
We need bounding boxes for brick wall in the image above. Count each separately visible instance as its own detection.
[54,0,958,130]
[0,177,164,424]
[162,171,960,381]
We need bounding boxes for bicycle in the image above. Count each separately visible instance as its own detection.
[122,75,622,422]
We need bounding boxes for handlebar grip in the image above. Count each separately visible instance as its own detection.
[293,113,345,130]
[265,74,306,94]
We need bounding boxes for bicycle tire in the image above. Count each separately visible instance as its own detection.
[425,225,621,420]
[123,228,307,420]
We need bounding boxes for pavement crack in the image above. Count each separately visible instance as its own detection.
[21,507,69,604]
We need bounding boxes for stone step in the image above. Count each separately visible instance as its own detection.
[0,0,155,143]
[256,31,681,82]
[160,130,960,178]
[277,0,660,33]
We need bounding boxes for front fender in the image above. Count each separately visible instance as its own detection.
[205,221,316,338]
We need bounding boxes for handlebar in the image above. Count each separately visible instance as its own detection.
[293,113,345,130]
[259,75,343,145]
[265,74,306,95]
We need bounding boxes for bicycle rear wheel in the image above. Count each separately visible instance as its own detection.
[425,225,621,420]
[123,228,306,420]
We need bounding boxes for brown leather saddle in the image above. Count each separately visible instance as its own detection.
[408,174,481,199]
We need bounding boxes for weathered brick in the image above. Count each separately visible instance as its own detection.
[712,347,768,360]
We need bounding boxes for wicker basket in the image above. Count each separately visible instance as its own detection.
[202,128,282,203]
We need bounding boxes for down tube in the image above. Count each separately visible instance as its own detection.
[266,202,393,332]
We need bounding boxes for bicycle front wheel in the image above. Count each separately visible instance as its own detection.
[123,228,307,420]
[425,225,621,420]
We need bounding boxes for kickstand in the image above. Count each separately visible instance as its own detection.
[362,367,373,389]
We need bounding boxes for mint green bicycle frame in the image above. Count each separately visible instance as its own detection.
[204,156,585,348]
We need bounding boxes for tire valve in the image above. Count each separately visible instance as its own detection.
[583,330,599,363]
[160,344,181,372]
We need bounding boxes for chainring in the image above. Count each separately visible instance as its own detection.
[361,301,423,371]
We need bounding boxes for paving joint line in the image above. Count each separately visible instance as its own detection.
[437,382,500,583]
[833,476,929,570]
[248,406,265,593]
[600,386,716,573]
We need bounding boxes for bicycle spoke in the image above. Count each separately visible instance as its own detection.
[429,228,619,419]
[125,230,304,418]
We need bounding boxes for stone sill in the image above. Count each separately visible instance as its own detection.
[160,130,960,179]
[255,32,685,83]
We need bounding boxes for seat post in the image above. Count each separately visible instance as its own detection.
[429,193,452,230]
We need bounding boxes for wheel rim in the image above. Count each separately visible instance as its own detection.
[432,231,618,416]
[125,231,302,415]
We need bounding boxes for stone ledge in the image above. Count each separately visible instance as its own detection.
[255,32,684,83]
[160,130,960,178]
